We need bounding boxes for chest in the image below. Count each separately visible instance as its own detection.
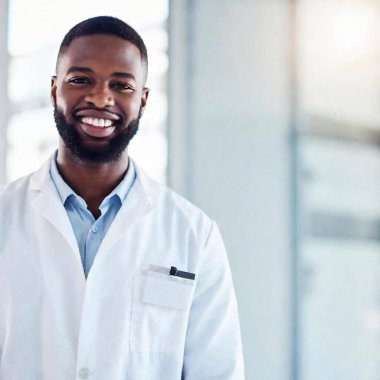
[0,206,199,378]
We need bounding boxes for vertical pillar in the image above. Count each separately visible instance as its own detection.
[168,0,193,198]
[0,0,9,186]
[168,1,295,379]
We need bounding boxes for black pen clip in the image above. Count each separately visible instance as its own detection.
[170,266,195,280]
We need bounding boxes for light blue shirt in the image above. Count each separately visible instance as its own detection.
[49,154,136,278]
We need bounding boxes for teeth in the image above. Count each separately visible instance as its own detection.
[81,117,114,128]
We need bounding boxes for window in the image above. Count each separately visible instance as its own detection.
[297,1,380,379]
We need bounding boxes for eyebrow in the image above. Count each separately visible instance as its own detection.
[113,72,136,81]
[66,66,93,75]
[66,66,136,81]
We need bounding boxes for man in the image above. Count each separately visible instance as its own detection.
[0,16,244,380]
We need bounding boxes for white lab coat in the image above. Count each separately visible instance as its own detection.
[0,158,245,380]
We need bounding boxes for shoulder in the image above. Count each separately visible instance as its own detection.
[0,159,50,212]
[1,157,52,197]
[0,173,36,221]
[136,167,214,237]
[0,173,34,202]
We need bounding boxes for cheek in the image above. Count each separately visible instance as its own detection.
[116,104,134,125]
[130,103,141,118]
[124,96,142,118]
[55,88,67,109]
[55,88,76,114]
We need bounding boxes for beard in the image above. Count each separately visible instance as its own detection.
[53,106,141,165]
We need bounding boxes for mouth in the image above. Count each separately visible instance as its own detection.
[73,109,122,138]
[76,116,119,138]
[81,117,116,128]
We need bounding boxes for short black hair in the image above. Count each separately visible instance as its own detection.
[57,16,148,80]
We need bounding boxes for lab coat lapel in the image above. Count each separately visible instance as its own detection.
[29,160,80,257]
[28,158,159,257]
[98,165,159,254]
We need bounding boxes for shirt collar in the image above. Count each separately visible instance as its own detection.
[104,159,136,203]
[49,152,136,206]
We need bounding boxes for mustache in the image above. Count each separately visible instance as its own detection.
[72,106,123,121]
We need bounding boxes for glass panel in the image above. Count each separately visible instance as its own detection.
[300,239,380,380]
[297,1,380,379]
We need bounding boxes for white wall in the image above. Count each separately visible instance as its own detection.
[168,1,294,379]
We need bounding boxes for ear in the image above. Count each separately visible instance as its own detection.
[139,87,150,116]
[51,76,57,107]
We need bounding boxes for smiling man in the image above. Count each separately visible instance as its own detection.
[0,16,244,380]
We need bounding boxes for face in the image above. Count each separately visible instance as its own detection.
[51,34,149,164]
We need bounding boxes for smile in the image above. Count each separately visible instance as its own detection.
[81,117,115,128]
[78,117,117,139]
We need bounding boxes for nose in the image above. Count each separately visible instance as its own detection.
[84,84,115,108]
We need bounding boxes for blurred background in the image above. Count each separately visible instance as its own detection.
[1,0,380,379]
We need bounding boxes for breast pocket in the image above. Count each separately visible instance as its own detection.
[130,272,195,354]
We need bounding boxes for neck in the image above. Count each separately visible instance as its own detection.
[56,144,129,213]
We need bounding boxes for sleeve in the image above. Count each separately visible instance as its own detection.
[182,221,245,380]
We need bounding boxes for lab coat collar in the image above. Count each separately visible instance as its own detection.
[29,155,160,201]
[29,158,81,259]
[28,154,161,258]
[96,161,161,254]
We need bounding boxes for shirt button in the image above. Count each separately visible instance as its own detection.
[92,226,98,233]
[78,367,91,379]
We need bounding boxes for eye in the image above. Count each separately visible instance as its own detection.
[68,77,90,85]
[111,82,134,92]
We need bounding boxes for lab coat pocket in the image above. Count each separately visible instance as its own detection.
[130,273,194,353]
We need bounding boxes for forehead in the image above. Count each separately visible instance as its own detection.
[57,34,144,80]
